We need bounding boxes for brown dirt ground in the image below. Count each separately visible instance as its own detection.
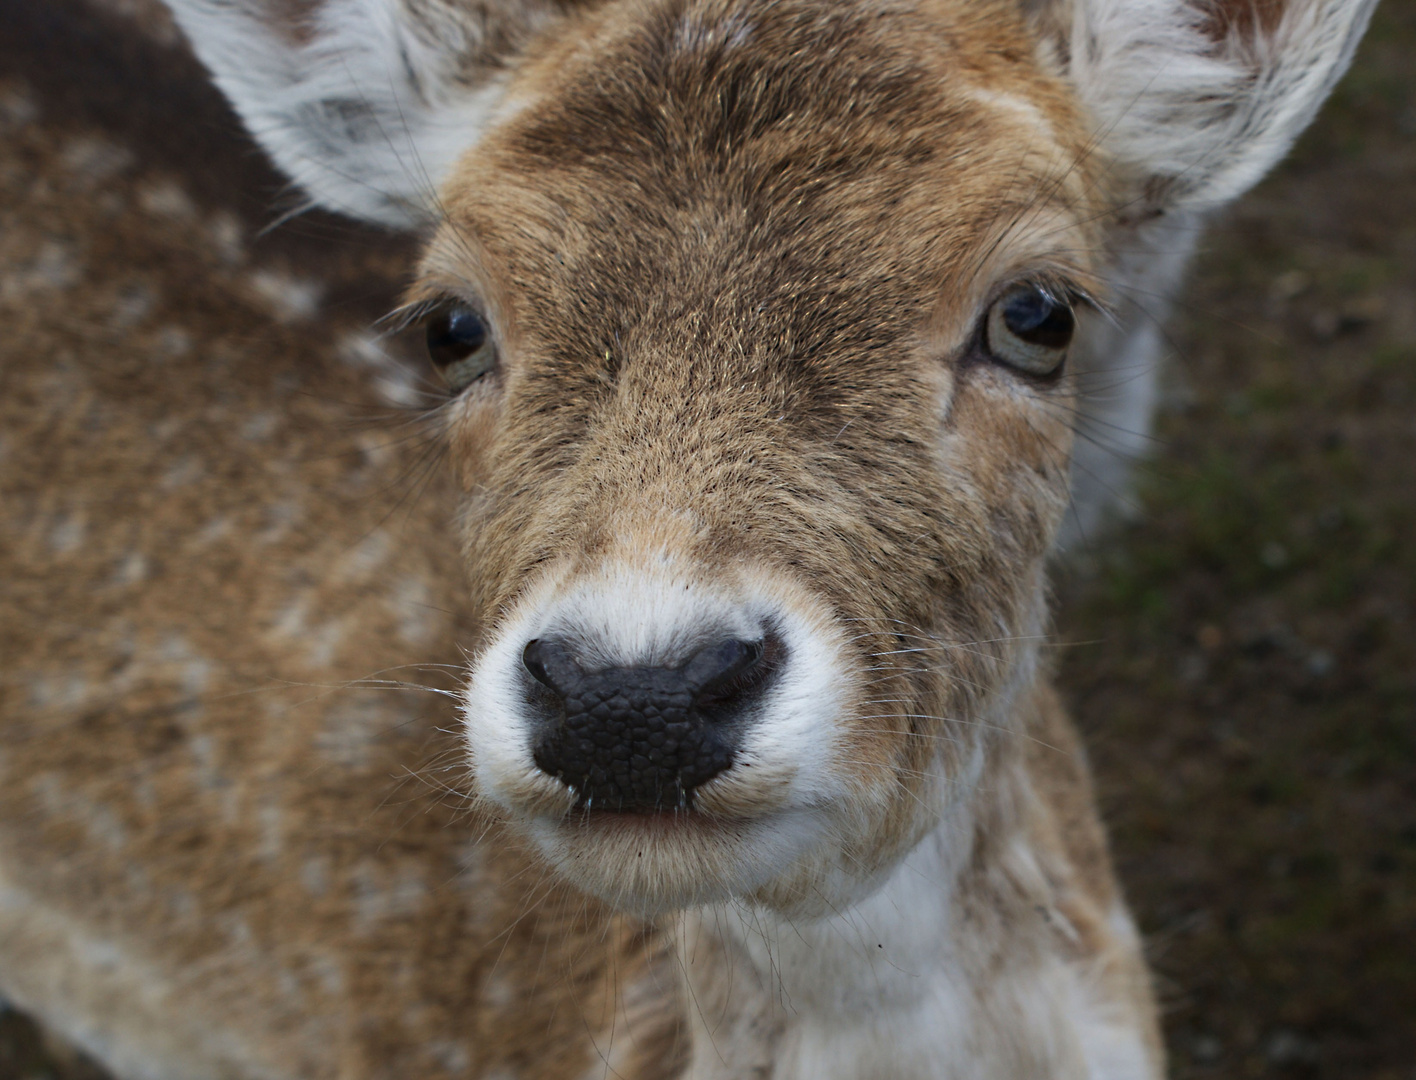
[1054,2,1416,1075]
[0,0,1411,1077]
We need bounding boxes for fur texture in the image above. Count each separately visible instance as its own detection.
[0,0,1373,1075]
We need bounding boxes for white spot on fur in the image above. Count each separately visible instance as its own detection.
[49,511,86,554]
[3,240,81,299]
[187,734,225,790]
[275,968,302,1004]
[373,368,423,407]
[307,954,344,995]
[161,456,204,490]
[307,620,347,669]
[206,210,245,264]
[222,915,254,950]
[354,430,394,469]
[268,597,311,641]
[150,416,184,444]
[156,634,212,699]
[429,1041,472,1074]
[962,86,1055,143]
[391,576,435,645]
[241,411,277,442]
[138,180,196,220]
[115,551,149,585]
[340,331,393,370]
[77,939,124,973]
[30,775,129,850]
[258,805,284,861]
[61,137,134,184]
[260,499,302,544]
[333,530,391,583]
[157,325,192,357]
[247,269,323,323]
[111,283,156,328]
[350,862,428,930]
[481,976,516,1010]
[0,84,38,129]
[165,888,197,920]
[315,693,399,767]
[192,515,233,546]
[301,856,331,897]
[341,331,426,406]
[29,671,89,712]
[322,693,407,770]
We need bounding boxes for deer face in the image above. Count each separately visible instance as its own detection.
[437,0,1102,916]
[161,0,1373,924]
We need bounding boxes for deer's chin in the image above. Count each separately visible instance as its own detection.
[519,805,830,917]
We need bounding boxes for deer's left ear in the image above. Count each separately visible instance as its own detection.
[1040,0,1376,214]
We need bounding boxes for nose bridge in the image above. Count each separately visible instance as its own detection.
[506,392,788,811]
[560,340,779,558]
[498,324,794,673]
[535,546,764,673]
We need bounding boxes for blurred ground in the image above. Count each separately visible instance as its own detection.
[0,0,1411,1077]
[1054,1,1416,1075]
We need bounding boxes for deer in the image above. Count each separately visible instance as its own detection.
[0,0,1374,1076]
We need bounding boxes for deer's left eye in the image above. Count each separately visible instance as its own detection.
[426,304,496,392]
[984,285,1075,377]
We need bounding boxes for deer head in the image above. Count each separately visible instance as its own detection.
[163,0,1374,920]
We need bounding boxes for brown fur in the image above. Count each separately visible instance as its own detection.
[0,6,679,1075]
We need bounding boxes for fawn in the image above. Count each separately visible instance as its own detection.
[0,0,1373,1076]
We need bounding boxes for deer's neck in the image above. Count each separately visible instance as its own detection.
[674,685,1158,1080]
[679,816,974,1080]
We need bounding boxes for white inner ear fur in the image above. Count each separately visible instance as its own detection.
[163,0,520,226]
[1070,0,1377,211]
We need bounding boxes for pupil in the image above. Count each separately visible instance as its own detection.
[427,306,486,366]
[1002,288,1074,348]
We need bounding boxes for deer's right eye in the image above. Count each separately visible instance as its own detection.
[426,304,496,392]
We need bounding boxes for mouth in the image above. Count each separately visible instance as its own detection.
[462,568,862,909]
[568,788,696,812]
[553,800,749,827]
[522,800,827,914]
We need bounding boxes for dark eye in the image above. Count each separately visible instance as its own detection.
[984,285,1075,376]
[425,303,496,392]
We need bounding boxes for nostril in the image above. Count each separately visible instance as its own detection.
[521,639,551,688]
[521,638,581,697]
[683,637,764,696]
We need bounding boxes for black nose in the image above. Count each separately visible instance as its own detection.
[522,635,772,811]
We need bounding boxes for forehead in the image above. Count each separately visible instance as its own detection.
[429,0,1097,344]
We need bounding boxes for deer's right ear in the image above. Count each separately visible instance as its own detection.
[1037,0,1377,216]
[163,0,525,227]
